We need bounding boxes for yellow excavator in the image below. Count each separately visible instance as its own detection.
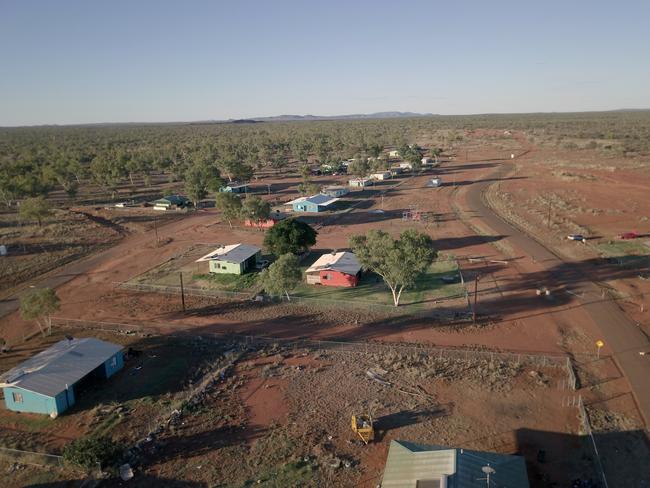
[351,414,374,444]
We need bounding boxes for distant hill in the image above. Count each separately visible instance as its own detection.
[225,111,436,123]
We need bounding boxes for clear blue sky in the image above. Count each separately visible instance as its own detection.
[1,0,649,126]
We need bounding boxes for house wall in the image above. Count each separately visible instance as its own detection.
[104,351,124,378]
[244,218,277,228]
[305,273,321,285]
[319,270,358,287]
[293,202,320,212]
[209,260,243,275]
[3,386,59,415]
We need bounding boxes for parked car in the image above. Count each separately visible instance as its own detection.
[255,260,270,270]
[567,234,586,242]
[620,232,639,240]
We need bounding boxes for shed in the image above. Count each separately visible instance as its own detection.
[371,171,392,181]
[399,162,413,170]
[286,194,339,213]
[349,178,372,188]
[219,183,249,194]
[196,243,261,275]
[322,186,350,198]
[152,195,190,211]
[305,251,361,287]
[0,338,124,416]
[381,440,529,488]
[389,150,400,158]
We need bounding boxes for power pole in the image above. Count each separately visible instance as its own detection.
[547,199,552,228]
[179,272,186,313]
[153,216,159,245]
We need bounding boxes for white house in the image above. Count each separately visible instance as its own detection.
[388,150,400,158]
[399,162,413,170]
[370,171,392,181]
[349,178,372,188]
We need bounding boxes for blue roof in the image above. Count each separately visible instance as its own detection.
[305,194,337,205]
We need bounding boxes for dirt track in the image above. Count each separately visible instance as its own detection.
[465,159,650,428]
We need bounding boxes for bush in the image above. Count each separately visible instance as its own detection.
[63,436,124,470]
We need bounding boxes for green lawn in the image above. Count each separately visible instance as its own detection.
[598,240,650,268]
[292,258,463,308]
[192,272,260,292]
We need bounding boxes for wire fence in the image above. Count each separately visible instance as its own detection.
[0,446,65,468]
[113,281,469,317]
[578,396,610,488]
[48,315,575,389]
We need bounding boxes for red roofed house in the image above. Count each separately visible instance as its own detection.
[305,251,361,287]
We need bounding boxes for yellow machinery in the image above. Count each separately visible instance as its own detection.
[351,414,374,444]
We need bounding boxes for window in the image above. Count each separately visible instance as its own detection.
[110,357,117,368]
[12,392,23,403]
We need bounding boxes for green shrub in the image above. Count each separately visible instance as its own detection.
[63,436,124,469]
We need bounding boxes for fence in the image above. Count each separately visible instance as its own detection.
[577,396,609,488]
[0,446,64,468]
[51,317,145,334]
[114,281,252,300]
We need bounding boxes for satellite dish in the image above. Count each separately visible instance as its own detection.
[482,466,496,475]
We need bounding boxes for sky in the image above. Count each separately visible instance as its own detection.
[1,0,649,126]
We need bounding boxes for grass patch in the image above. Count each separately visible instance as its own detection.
[192,272,260,292]
[598,240,649,257]
[244,460,314,487]
[291,257,463,309]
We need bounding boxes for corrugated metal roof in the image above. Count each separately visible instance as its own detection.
[381,440,529,488]
[285,194,339,207]
[195,243,260,264]
[305,251,361,276]
[0,338,123,397]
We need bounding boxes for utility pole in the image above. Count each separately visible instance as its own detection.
[267,183,271,196]
[473,275,480,324]
[547,199,552,228]
[153,216,159,245]
[179,272,186,313]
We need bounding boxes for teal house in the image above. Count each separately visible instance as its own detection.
[196,243,261,275]
[0,338,123,417]
[287,194,339,213]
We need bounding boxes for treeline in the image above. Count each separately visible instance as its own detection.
[1,111,649,206]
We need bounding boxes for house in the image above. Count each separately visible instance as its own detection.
[399,162,413,170]
[349,178,372,188]
[0,338,124,416]
[322,185,350,198]
[371,171,392,181]
[388,150,400,158]
[196,243,261,274]
[286,194,339,213]
[219,183,249,194]
[427,177,442,188]
[152,195,190,211]
[244,210,287,229]
[381,440,529,488]
[305,251,361,287]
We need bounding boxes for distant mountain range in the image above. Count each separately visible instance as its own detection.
[226,111,435,123]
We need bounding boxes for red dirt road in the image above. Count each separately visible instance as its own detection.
[465,159,650,428]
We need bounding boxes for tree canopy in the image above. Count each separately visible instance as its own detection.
[240,195,271,223]
[259,253,303,299]
[215,192,242,228]
[350,229,437,306]
[19,196,52,226]
[19,287,61,336]
[263,218,317,256]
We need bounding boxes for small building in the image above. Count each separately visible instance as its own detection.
[349,178,372,188]
[371,171,392,181]
[286,194,339,213]
[381,440,529,488]
[390,167,403,176]
[421,157,433,165]
[0,338,124,416]
[388,150,400,158]
[427,177,442,188]
[322,185,350,198]
[305,251,361,287]
[219,183,249,194]
[152,195,190,211]
[244,210,287,229]
[399,162,413,170]
[196,243,262,274]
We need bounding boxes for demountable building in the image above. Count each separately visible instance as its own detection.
[196,243,262,275]
[286,194,339,213]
